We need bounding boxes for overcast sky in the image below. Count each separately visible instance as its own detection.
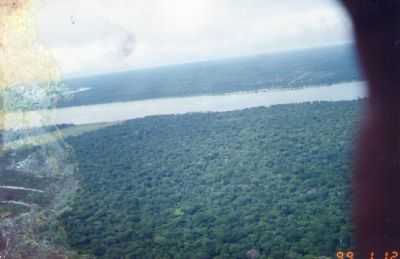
[36,0,353,77]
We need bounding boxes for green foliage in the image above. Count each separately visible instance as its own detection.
[61,45,360,107]
[62,101,360,258]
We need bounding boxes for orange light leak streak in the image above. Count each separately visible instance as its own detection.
[0,0,60,134]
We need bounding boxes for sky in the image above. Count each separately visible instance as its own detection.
[35,0,353,77]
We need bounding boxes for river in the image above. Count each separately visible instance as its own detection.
[4,81,366,130]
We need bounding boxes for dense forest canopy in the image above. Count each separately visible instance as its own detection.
[61,100,360,259]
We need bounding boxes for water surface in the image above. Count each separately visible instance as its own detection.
[5,81,366,129]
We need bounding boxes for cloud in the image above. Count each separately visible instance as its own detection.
[35,0,353,76]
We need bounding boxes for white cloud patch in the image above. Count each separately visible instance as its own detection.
[36,0,353,76]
